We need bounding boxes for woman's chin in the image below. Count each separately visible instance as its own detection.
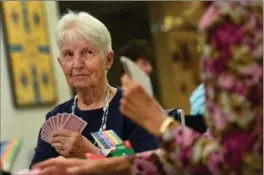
[73,82,91,90]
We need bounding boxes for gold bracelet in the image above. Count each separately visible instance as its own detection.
[159,117,174,135]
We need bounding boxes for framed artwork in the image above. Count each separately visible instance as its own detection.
[168,30,202,85]
[1,1,57,108]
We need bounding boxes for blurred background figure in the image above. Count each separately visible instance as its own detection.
[118,39,153,77]
[118,39,160,99]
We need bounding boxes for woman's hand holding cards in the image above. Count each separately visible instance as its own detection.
[40,113,101,158]
[50,129,100,158]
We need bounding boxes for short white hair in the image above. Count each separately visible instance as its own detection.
[56,10,112,56]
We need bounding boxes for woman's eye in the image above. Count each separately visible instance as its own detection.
[63,51,73,57]
[82,48,93,55]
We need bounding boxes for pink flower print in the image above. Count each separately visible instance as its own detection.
[213,108,229,130]
[246,84,263,106]
[253,115,263,154]
[218,72,237,90]
[256,139,263,155]
[255,115,263,137]
[242,64,263,105]
[204,58,225,77]
[243,64,263,86]
[203,59,215,78]
[199,2,221,31]
[206,101,229,130]
[133,153,159,175]
[254,135,263,155]
[206,100,217,115]
[234,80,248,97]
[174,127,199,148]
[239,0,259,6]
[202,130,213,139]
[211,22,244,50]
[136,151,154,160]
[178,147,192,168]
[252,30,262,45]
[204,48,231,77]
[222,130,254,171]
[207,151,223,175]
[252,43,263,58]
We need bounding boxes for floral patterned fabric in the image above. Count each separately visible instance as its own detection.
[127,1,263,175]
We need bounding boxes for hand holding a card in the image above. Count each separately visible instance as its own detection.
[50,129,100,158]
[41,113,100,158]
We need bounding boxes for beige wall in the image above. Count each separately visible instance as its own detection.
[148,2,205,112]
[0,2,71,171]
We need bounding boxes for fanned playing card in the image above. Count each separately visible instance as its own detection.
[40,113,87,144]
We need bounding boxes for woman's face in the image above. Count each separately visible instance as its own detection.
[58,39,113,89]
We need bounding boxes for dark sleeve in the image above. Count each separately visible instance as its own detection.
[124,118,159,153]
[29,112,59,168]
[184,115,207,133]
[166,109,207,133]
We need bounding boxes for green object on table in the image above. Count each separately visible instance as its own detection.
[110,144,135,157]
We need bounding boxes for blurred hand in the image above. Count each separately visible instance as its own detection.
[33,157,130,175]
[32,156,70,175]
[120,74,167,136]
[67,157,130,175]
[50,129,100,158]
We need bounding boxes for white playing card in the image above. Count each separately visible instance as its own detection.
[120,56,153,96]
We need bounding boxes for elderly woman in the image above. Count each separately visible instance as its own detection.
[30,11,158,168]
[33,1,262,175]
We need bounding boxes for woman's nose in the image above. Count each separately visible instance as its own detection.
[72,55,85,68]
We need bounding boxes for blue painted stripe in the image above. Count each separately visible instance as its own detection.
[38,45,50,54]
[10,44,22,52]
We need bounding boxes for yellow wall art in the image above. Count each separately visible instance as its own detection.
[1,1,57,107]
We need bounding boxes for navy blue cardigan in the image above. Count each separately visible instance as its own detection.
[30,88,158,167]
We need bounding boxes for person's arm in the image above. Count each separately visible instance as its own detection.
[29,112,59,168]
[126,122,217,175]
[122,1,263,174]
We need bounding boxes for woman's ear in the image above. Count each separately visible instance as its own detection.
[106,51,114,71]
